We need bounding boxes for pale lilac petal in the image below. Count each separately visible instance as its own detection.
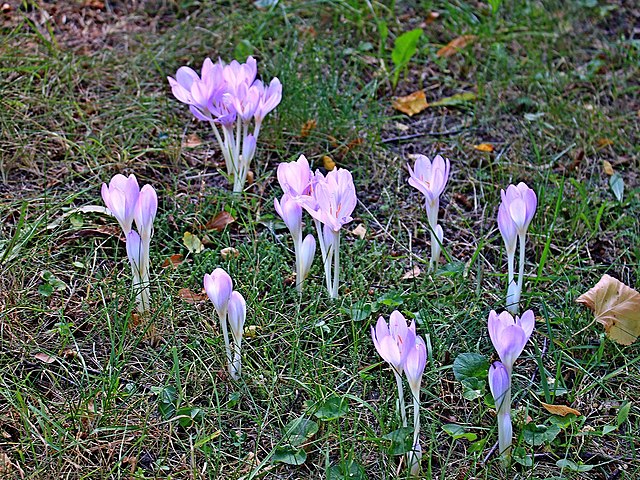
[517,309,535,340]
[404,336,426,393]
[498,202,517,254]
[126,230,143,274]
[388,310,408,341]
[496,325,526,370]
[300,234,316,279]
[488,361,510,412]
[379,335,402,367]
[134,185,157,241]
[508,198,527,232]
[227,290,247,340]
[204,268,233,318]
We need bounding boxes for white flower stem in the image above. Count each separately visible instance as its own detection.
[331,231,340,298]
[219,312,233,377]
[231,337,242,380]
[314,219,333,297]
[517,233,526,294]
[408,391,421,476]
[497,368,513,459]
[293,235,302,293]
[393,370,407,428]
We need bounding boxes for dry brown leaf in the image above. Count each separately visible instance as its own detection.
[437,35,477,58]
[541,402,582,417]
[323,155,336,171]
[220,247,240,259]
[206,211,235,232]
[161,254,184,269]
[402,266,422,280]
[34,352,56,364]
[351,224,367,239]
[178,288,208,304]
[576,274,640,345]
[474,143,494,152]
[602,160,614,176]
[392,90,428,116]
[597,138,614,149]
[182,133,203,148]
[300,119,317,138]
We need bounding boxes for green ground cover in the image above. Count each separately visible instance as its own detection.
[0,0,638,478]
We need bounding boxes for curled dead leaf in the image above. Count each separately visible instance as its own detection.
[178,288,208,304]
[323,155,336,171]
[576,274,640,345]
[602,160,614,176]
[473,143,494,152]
[34,352,56,364]
[206,211,235,232]
[437,35,477,58]
[402,266,422,280]
[351,224,367,239]
[541,402,582,417]
[162,254,184,268]
[220,247,240,259]
[392,90,428,116]
[300,119,317,138]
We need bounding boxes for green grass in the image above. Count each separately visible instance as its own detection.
[1,0,639,478]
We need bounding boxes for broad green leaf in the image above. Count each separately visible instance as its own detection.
[461,377,486,401]
[382,426,414,455]
[557,459,594,472]
[468,438,486,453]
[377,291,404,307]
[342,300,372,322]
[327,459,367,480]
[602,424,617,435]
[314,395,349,421]
[453,353,489,381]
[429,92,477,108]
[272,445,306,465]
[617,402,631,426]
[155,386,177,420]
[441,424,477,441]
[283,417,318,447]
[391,29,423,68]
[609,173,624,201]
[176,406,204,427]
[512,447,533,466]
[522,423,560,446]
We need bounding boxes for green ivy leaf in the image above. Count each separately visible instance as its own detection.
[342,300,372,322]
[453,353,489,381]
[272,445,306,465]
[314,395,349,421]
[382,426,414,455]
[441,424,478,441]
[522,423,561,446]
[327,459,367,480]
[283,417,318,447]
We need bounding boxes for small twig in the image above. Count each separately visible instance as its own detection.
[482,441,499,464]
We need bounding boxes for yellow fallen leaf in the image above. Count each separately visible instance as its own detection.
[402,266,421,280]
[323,155,336,171]
[576,274,640,345]
[597,138,614,149]
[392,90,428,116]
[300,119,317,138]
[436,35,477,58]
[602,160,614,176]
[351,224,367,239]
[244,325,259,338]
[474,143,494,152]
[183,232,205,254]
[429,92,477,108]
[541,402,582,417]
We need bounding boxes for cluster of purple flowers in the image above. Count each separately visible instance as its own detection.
[168,56,282,192]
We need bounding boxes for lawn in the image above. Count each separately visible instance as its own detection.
[0,0,638,479]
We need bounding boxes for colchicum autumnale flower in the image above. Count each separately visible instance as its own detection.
[101,174,156,313]
[168,56,282,192]
[487,309,535,457]
[497,182,537,313]
[203,268,247,380]
[372,311,426,476]
[301,167,357,298]
[407,154,450,271]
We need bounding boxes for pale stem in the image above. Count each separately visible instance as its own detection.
[231,337,242,380]
[209,121,232,175]
[130,267,144,313]
[314,219,333,297]
[219,312,233,377]
[253,120,262,140]
[426,198,439,272]
[506,249,515,286]
[429,230,437,272]
[408,390,421,474]
[393,370,407,428]
[517,233,527,299]
[331,231,340,298]
[293,234,303,294]
[497,368,513,459]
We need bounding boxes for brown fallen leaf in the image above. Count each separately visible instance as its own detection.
[402,266,422,280]
[392,90,428,116]
[602,160,614,176]
[182,133,203,148]
[474,143,494,152]
[437,35,477,58]
[323,155,336,171]
[206,211,235,232]
[300,119,317,138]
[220,247,240,259]
[162,254,184,269]
[541,402,582,417]
[351,224,367,239]
[34,352,56,364]
[576,274,640,345]
[178,288,208,304]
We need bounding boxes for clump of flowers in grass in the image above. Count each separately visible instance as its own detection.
[407,154,450,271]
[203,268,247,380]
[274,155,316,292]
[301,166,357,299]
[101,174,157,313]
[372,311,426,476]
[497,182,537,313]
[487,309,535,459]
[168,56,282,192]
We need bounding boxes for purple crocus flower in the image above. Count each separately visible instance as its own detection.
[488,361,513,455]
[371,311,417,375]
[227,290,246,379]
[487,309,535,374]
[500,183,537,237]
[203,268,233,319]
[277,154,312,198]
[101,173,140,234]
